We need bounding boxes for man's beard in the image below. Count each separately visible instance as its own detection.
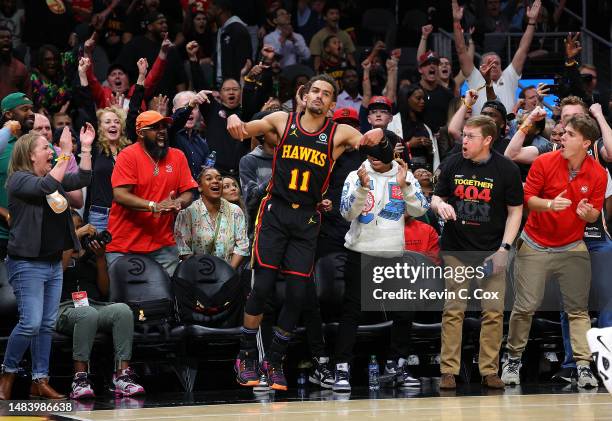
[20,118,34,134]
[144,136,169,160]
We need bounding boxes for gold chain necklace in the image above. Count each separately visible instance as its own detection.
[142,148,160,176]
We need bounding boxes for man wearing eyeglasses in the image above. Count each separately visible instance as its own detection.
[432,115,523,389]
[106,111,198,276]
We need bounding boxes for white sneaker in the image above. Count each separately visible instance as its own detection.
[333,363,351,392]
[576,364,599,388]
[587,327,612,393]
[501,357,522,385]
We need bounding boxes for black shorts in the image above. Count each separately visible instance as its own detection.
[253,195,321,277]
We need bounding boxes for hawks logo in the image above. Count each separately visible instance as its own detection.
[581,186,589,193]
[166,164,173,173]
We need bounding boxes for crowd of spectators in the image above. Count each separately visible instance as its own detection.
[0,0,612,399]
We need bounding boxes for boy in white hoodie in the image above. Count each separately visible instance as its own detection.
[332,156,429,392]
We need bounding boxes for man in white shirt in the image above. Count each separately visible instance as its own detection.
[451,0,542,114]
[263,8,310,67]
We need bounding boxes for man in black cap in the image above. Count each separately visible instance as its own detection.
[418,50,454,134]
[116,11,187,100]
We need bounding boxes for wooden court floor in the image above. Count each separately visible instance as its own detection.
[57,392,612,421]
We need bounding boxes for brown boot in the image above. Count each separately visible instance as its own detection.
[439,373,456,389]
[0,371,16,400]
[482,374,505,389]
[30,378,66,400]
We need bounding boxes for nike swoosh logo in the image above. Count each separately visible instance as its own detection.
[597,335,611,352]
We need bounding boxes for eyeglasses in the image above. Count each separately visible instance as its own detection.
[221,87,240,92]
[461,133,484,140]
[143,123,168,131]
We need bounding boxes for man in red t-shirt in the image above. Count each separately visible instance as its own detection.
[404,216,440,265]
[502,115,606,388]
[106,110,198,275]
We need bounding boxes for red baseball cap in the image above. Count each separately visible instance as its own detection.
[418,50,440,67]
[368,96,393,112]
[333,107,359,124]
[136,110,173,133]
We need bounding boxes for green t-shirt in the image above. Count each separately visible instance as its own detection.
[0,136,16,240]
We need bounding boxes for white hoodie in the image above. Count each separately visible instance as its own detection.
[340,160,430,257]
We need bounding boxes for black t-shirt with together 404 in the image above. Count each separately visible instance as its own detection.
[435,150,524,256]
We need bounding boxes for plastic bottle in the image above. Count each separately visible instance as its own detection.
[368,355,380,390]
[204,151,216,168]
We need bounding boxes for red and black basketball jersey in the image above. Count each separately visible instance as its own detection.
[268,112,337,206]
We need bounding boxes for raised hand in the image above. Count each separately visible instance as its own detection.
[227,114,248,141]
[84,32,96,56]
[79,122,95,151]
[158,190,181,213]
[186,40,199,61]
[78,57,91,75]
[452,0,463,22]
[190,90,212,107]
[159,33,173,59]
[565,32,582,59]
[527,106,547,123]
[526,0,542,23]
[536,82,550,102]
[109,92,125,108]
[590,103,604,118]
[59,126,73,155]
[357,164,370,188]
[421,24,433,38]
[551,190,572,212]
[464,89,478,107]
[155,95,169,116]
[137,58,148,76]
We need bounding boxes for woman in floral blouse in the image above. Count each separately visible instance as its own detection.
[174,167,249,269]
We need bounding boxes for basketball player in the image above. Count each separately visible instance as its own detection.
[226,74,394,390]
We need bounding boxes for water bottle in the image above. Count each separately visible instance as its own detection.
[204,151,216,168]
[368,355,380,390]
[297,369,307,387]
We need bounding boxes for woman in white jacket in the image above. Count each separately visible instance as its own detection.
[332,156,430,392]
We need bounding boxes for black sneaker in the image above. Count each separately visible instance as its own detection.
[309,357,334,389]
[551,366,577,383]
[333,363,351,392]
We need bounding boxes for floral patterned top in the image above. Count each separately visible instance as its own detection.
[174,197,250,263]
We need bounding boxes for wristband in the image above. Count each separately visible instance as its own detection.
[148,201,157,213]
[565,59,578,67]
[518,123,533,135]
[547,200,552,210]
[527,22,536,26]
[461,98,473,111]
[243,76,256,83]
[57,153,72,162]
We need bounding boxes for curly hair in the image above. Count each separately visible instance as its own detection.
[95,107,131,157]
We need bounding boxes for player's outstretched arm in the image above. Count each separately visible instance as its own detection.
[334,124,394,163]
[227,111,288,144]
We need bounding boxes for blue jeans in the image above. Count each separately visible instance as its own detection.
[106,245,179,277]
[2,258,63,379]
[88,209,109,233]
[560,238,612,368]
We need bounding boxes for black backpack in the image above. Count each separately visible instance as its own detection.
[172,254,243,327]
